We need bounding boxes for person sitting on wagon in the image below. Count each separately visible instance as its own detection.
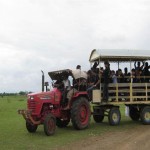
[124,67,130,83]
[134,61,144,71]
[143,62,150,82]
[110,70,117,101]
[87,70,100,100]
[111,70,117,84]
[131,69,137,83]
[92,61,99,73]
[117,69,124,83]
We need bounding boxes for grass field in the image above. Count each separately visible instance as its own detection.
[0,96,142,150]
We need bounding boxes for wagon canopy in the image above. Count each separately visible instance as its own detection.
[89,49,150,62]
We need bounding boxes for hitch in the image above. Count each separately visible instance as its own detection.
[18,109,41,125]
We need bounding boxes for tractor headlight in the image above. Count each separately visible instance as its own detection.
[28,96,34,100]
[30,96,34,100]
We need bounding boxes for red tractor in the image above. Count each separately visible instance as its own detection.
[18,69,91,136]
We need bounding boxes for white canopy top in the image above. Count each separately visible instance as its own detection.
[89,49,150,62]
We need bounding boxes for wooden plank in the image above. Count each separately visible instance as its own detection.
[132,83,146,87]
[104,101,150,105]
[132,90,147,93]
[109,96,130,99]
[92,90,101,103]
[107,83,130,87]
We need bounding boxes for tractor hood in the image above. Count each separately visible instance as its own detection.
[28,88,61,101]
[28,91,53,100]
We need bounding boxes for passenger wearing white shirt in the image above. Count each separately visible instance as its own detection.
[62,74,71,105]
[63,79,71,91]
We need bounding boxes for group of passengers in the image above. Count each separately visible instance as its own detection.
[110,61,150,84]
[87,61,110,102]
[55,61,150,107]
[86,61,150,102]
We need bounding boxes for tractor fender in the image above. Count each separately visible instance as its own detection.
[71,91,89,102]
[65,91,89,109]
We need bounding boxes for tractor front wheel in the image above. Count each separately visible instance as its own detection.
[71,97,91,130]
[26,121,38,133]
[44,114,56,136]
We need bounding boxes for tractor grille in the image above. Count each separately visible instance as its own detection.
[28,100,36,113]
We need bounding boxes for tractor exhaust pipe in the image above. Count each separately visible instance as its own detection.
[41,70,44,92]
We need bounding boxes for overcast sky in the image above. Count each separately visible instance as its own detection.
[0,0,150,92]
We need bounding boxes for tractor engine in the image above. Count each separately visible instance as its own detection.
[27,88,62,116]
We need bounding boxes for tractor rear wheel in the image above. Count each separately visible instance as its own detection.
[26,121,38,133]
[129,106,140,121]
[71,97,91,130]
[140,106,150,125]
[108,107,121,126]
[44,114,56,136]
[56,118,70,128]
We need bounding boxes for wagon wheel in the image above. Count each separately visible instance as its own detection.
[108,107,121,126]
[140,106,150,125]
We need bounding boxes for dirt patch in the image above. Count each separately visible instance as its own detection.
[55,125,150,150]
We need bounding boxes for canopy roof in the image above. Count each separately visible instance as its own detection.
[48,69,87,80]
[48,69,71,80]
[89,49,150,62]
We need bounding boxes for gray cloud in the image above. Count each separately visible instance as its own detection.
[0,0,150,92]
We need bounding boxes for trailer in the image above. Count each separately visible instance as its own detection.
[89,49,150,125]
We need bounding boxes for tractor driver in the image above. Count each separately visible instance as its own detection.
[62,74,71,105]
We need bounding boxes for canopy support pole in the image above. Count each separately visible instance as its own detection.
[99,57,101,102]
[118,61,119,70]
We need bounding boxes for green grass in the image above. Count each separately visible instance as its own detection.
[0,96,142,150]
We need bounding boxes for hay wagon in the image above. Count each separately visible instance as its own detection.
[89,49,150,125]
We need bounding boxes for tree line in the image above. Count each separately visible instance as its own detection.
[0,91,33,97]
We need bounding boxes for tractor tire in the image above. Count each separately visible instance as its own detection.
[26,121,38,133]
[56,118,70,128]
[129,106,140,121]
[108,107,121,126]
[71,97,91,130]
[44,113,56,136]
[140,106,150,125]
[93,107,104,123]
